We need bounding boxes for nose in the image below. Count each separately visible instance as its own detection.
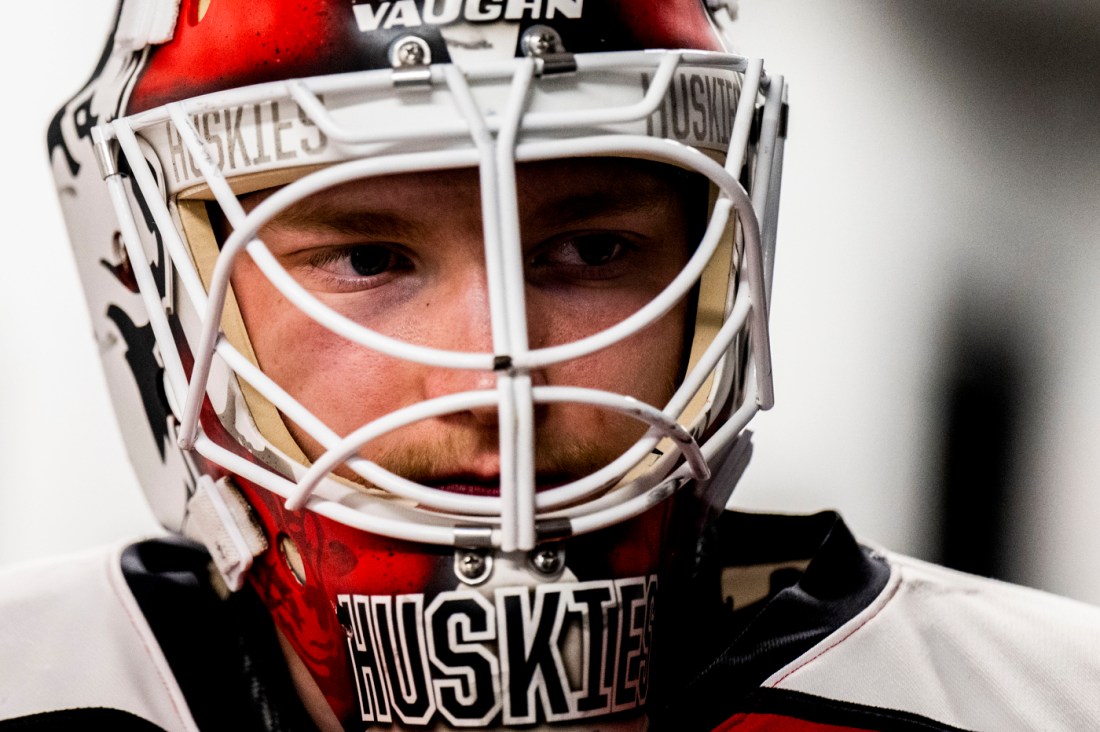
[419,265,501,415]
[418,265,551,426]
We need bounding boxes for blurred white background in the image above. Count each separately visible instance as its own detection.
[0,2,162,564]
[1,2,1098,602]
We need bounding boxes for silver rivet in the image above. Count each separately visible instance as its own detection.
[390,36,431,68]
[279,534,307,586]
[455,549,492,585]
[398,42,424,65]
[521,25,564,57]
[528,546,564,576]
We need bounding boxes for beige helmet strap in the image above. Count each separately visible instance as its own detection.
[680,182,738,435]
[177,197,311,466]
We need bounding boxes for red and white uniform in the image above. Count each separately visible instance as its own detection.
[3,511,1099,731]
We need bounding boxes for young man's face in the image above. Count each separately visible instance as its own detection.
[231,158,698,493]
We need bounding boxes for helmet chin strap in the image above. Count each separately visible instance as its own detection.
[183,474,268,592]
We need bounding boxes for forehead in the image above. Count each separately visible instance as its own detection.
[248,157,698,228]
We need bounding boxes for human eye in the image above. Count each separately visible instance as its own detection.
[298,243,413,292]
[528,231,637,282]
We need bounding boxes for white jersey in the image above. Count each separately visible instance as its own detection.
[721,550,1100,730]
[2,513,1100,731]
[0,539,199,731]
[0,536,313,731]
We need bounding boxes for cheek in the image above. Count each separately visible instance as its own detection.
[526,287,651,349]
[544,303,686,405]
[278,338,420,436]
[232,270,418,435]
[535,310,684,462]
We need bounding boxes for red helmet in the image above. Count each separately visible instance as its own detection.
[50,0,785,726]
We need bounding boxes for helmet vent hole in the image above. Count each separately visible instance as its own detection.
[279,534,308,586]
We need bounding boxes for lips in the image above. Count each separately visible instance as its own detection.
[424,475,573,497]
[429,480,501,497]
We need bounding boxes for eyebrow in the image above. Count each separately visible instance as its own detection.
[528,185,679,230]
[263,200,424,241]
[259,177,679,240]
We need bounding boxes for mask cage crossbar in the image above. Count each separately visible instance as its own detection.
[184,137,746,379]
[173,134,748,545]
[96,50,782,551]
[186,364,761,547]
[285,50,747,144]
[282,385,709,514]
[211,235,756,520]
[205,241,754,518]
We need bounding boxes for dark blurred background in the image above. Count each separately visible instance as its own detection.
[735,0,1100,601]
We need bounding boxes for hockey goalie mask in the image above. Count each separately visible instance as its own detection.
[50,0,786,727]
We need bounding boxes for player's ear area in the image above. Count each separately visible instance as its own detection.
[205,200,232,249]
